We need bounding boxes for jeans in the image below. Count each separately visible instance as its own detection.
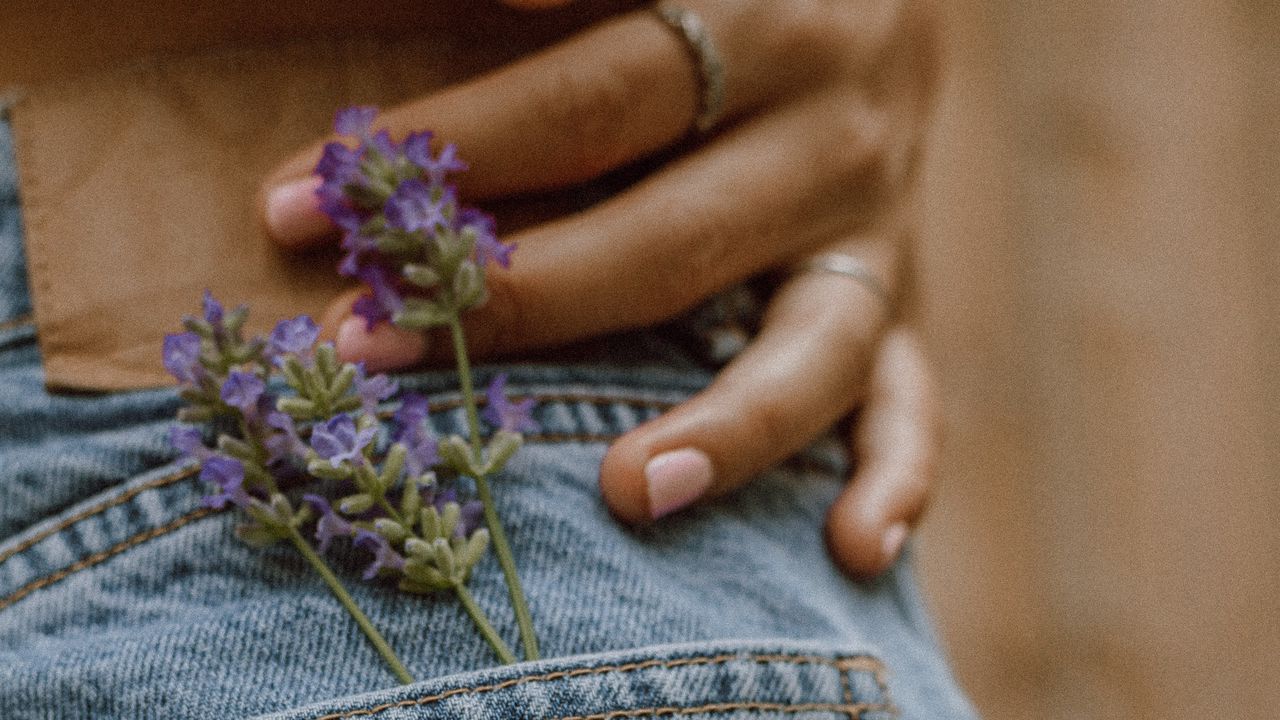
[0,115,978,720]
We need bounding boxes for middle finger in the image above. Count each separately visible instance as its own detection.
[334,92,889,367]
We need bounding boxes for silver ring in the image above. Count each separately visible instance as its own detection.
[792,253,895,314]
[651,1,727,134]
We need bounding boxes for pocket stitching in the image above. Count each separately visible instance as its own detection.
[550,700,895,720]
[0,506,215,611]
[311,654,891,720]
[0,464,199,566]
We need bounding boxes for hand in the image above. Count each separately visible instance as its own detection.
[258,0,940,578]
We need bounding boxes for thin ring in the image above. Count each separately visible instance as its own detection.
[792,253,895,315]
[650,1,727,134]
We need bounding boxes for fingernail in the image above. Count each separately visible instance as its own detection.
[882,522,909,566]
[645,448,714,520]
[336,316,370,360]
[336,316,426,371]
[264,176,327,244]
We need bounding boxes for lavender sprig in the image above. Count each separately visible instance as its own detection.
[315,107,540,661]
[164,295,413,684]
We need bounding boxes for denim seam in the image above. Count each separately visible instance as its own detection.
[0,464,200,565]
[0,506,216,610]
[549,700,896,720]
[310,654,890,720]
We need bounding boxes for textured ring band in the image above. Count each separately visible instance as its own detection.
[651,1,727,134]
[793,253,895,314]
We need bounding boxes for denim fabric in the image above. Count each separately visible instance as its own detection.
[0,114,978,720]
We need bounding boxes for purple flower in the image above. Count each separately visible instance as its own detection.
[355,368,398,417]
[264,411,308,464]
[393,393,439,476]
[355,530,406,580]
[456,500,485,539]
[317,182,363,233]
[303,494,355,553]
[338,232,379,277]
[202,289,224,326]
[423,143,467,186]
[402,131,434,170]
[169,425,212,461]
[316,141,362,186]
[482,374,538,433]
[334,106,377,137]
[459,208,513,269]
[200,455,252,510]
[221,371,265,412]
[384,179,447,233]
[162,332,204,384]
[352,265,405,331]
[310,414,378,468]
[425,488,484,539]
[268,316,320,360]
[369,129,398,159]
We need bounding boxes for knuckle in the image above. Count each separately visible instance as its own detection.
[533,66,632,177]
[819,104,893,195]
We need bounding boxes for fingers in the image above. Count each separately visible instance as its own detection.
[825,326,939,579]
[261,1,793,245]
[331,95,887,370]
[598,238,895,524]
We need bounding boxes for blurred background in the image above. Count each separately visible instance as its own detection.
[915,2,1278,718]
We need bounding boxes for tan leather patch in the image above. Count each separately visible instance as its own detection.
[9,9,614,390]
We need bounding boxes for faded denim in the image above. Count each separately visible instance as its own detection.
[0,115,978,719]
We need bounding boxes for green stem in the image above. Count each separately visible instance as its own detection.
[286,527,415,684]
[447,318,540,661]
[454,582,517,664]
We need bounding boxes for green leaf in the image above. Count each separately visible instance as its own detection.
[402,263,441,289]
[280,355,307,391]
[481,431,523,475]
[277,396,316,419]
[234,522,284,547]
[315,344,339,385]
[420,506,442,540]
[394,298,453,330]
[432,537,456,580]
[400,477,423,521]
[458,529,490,571]
[373,518,409,544]
[307,458,352,481]
[330,364,357,402]
[402,560,451,590]
[439,502,461,538]
[451,262,484,309]
[403,537,435,561]
[437,435,475,476]
[380,443,407,493]
[338,493,375,515]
